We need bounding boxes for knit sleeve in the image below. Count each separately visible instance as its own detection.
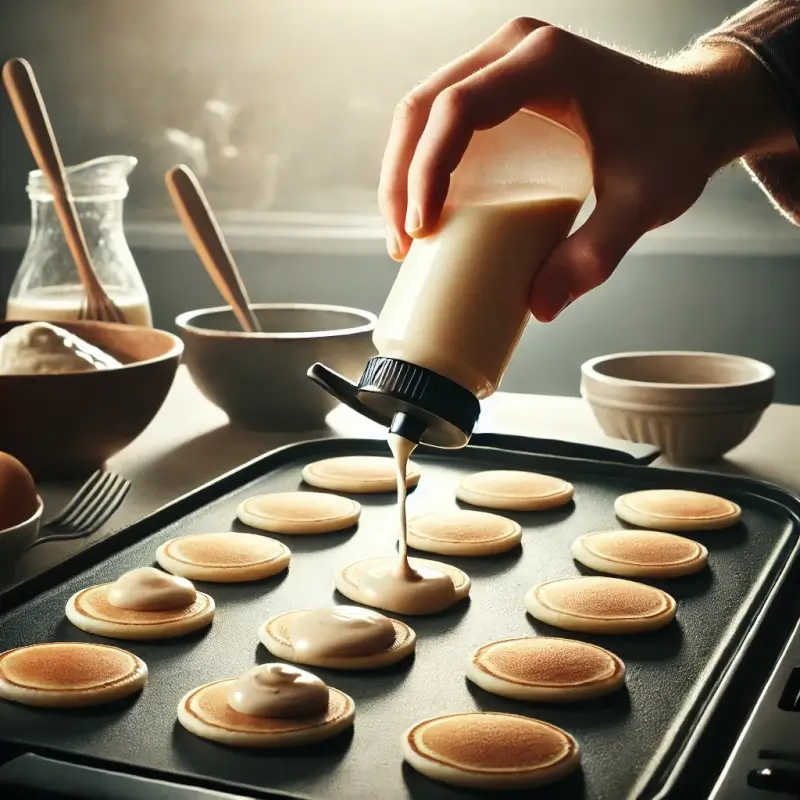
[700,0,800,224]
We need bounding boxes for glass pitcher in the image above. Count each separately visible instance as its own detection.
[5,155,152,327]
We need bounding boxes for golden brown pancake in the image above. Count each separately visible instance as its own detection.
[335,556,470,615]
[615,489,741,532]
[525,576,676,634]
[65,584,215,640]
[237,492,361,534]
[259,608,416,670]
[456,470,574,511]
[466,637,625,701]
[156,532,291,582]
[572,529,708,578]
[177,678,354,748]
[402,712,580,790]
[302,455,421,493]
[0,642,147,707]
[406,510,522,556]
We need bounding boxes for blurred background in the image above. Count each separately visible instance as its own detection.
[1,0,799,399]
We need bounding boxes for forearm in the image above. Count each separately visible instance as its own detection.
[699,0,800,222]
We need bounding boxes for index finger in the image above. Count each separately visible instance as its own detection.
[377,17,548,260]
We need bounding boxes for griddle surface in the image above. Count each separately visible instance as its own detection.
[0,439,797,800]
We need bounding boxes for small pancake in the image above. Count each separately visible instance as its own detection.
[0,643,147,708]
[402,712,580,790]
[156,532,291,582]
[456,470,574,511]
[572,529,708,578]
[302,455,421,494]
[177,679,354,748]
[615,489,741,532]
[259,609,416,670]
[237,492,360,534]
[335,557,470,615]
[407,510,522,556]
[66,584,215,640]
[466,637,625,702]
[525,576,676,634]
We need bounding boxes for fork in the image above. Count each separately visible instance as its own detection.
[30,471,132,546]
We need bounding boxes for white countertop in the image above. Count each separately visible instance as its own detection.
[5,366,799,590]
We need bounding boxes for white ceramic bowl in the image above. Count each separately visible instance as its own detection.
[0,497,43,565]
[581,351,775,464]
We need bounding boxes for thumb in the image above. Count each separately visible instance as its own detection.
[528,193,648,322]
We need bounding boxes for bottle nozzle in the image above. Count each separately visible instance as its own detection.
[389,411,428,444]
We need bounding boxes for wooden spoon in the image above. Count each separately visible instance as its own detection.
[2,57,124,323]
[165,165,261,333]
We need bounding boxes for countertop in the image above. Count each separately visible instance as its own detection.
[5,365,800,591]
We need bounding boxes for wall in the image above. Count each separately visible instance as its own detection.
[1,1,799,404]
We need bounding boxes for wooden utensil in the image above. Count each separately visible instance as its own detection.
[165,165,261,333]
[2,58,125,323]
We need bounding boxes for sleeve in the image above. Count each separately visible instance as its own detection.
[700,0,800,224]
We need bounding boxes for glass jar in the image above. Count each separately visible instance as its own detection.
[6,155,152,326]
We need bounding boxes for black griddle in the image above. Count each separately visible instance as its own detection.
[1,433,799,800]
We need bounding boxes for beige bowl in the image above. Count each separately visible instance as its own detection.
[176,303,377,431]
[0,321,183,479]
[581,351,775,464]
[0,497,43,566]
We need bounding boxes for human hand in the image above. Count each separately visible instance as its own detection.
[378,18,791,321]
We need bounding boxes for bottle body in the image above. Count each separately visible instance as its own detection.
[373,189,583,398]
[5,156,152,327]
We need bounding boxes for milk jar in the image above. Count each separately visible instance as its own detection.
[6,155,152,326]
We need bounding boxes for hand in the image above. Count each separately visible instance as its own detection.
[378,18,791,321]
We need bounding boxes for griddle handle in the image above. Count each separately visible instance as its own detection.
[469,432,660,465]
[0,753,311,800]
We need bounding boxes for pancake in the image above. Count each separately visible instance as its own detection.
[572,529,708,578]
[66,583,215,640]
[456,470,574,511]
[259,607,416,670]
[335,556,470,615]
[0,642,147,708]
[466,637,625,702]
[615,489,741,532]
[406,510,522,556]
[525,576,676,634]
[402,712,580,790]
[156,532,291,582]
[237,492,360,534]
[177,678,354,748]
[302,455,421,494]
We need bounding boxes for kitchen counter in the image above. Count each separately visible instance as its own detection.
[5,365,799,590]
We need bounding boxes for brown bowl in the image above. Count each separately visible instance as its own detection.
[0,320,183,479]
[176,303,376,431]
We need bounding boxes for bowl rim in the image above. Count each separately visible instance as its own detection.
[581,350,775,390]
[0,321,184,377]
[175,303,378,340]
[0,495,43,536]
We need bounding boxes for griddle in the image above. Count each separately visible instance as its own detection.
[1,433,799,800]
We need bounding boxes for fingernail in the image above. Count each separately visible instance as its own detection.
[405,204,421,236]
[541,281,572,322]
[385,225,399,258]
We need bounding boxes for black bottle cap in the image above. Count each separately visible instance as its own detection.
[307,357,480,448]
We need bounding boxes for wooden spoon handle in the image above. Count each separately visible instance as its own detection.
[2,58,103,296]
[165,165,261,333]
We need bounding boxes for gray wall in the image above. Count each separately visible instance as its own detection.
[2,245,797,403]
[2,0,800,404]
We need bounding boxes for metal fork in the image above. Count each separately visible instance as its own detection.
[30,470,132,546]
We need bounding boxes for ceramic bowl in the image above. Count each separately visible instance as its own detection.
[0,497,43,565]
[176,303,377,431]
[0,320,183,479]
[581,351,775,464]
